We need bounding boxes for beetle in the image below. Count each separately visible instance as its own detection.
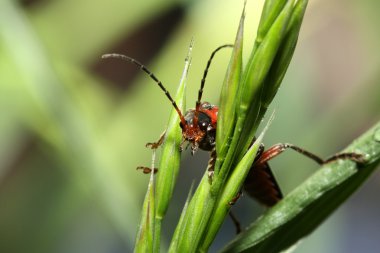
[102,44,363,233]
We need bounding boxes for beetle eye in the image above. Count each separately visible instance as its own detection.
[199,121,208,131]
[197,112,211,131]
[179,122,184,129]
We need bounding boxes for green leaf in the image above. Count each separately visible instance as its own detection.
[233,0,297,162]
[169,172,213,252]
[134,40,191,252]
[212,0,305,212]
[134,161,156,252]
[153,41,192,252]
[221,121,380,253]
[216,3,245,160]
[169,1,311,251]
[257,0,287,44]
[167,5,250,251]
[261,0,309,109]
[155,40,191,219]
[169,182,195,252]
[199,112,275,251]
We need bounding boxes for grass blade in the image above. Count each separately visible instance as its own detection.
[134,151,156,252]
[153,41,192,251]
[169,1,310,251]
[261,0,309,109]
[232,0,297,163]
[199,112,275,251]
[216,3,245,159]
[168,182,195,252]
[154,40,191,218]
[257,0,287,44]
[221,121,380,253]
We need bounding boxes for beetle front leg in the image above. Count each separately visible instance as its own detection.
[138,131,165,174]
[136,166,158,174]
[146,130,166,149]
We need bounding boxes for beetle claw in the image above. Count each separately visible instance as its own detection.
[207,170,214,182]
[191,143,199,155]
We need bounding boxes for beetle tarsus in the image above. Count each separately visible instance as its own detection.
[324,152,366,165]
[191,143,199,155]
[228,211,242,234]
[229,190,243,206]
[207,170,214,182]
[136,166,158,174]
[146,131,166,149]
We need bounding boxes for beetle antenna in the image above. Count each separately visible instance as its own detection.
[196,44,234,110]
[102,53,187,126]
[193,44,234,126]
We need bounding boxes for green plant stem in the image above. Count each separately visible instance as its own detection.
[169,1,309,251]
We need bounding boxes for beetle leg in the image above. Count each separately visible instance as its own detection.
[228,210,242,234]
[228,190,243,206]
[207,148,217,180]
[324,152,365,164]
[146,130,166,149]
[191,142,199,155]
[136,166,158,174]
[255,143,364,165]
[179,139,190,152]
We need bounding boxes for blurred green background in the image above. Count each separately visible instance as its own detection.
[0,0,379,252]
